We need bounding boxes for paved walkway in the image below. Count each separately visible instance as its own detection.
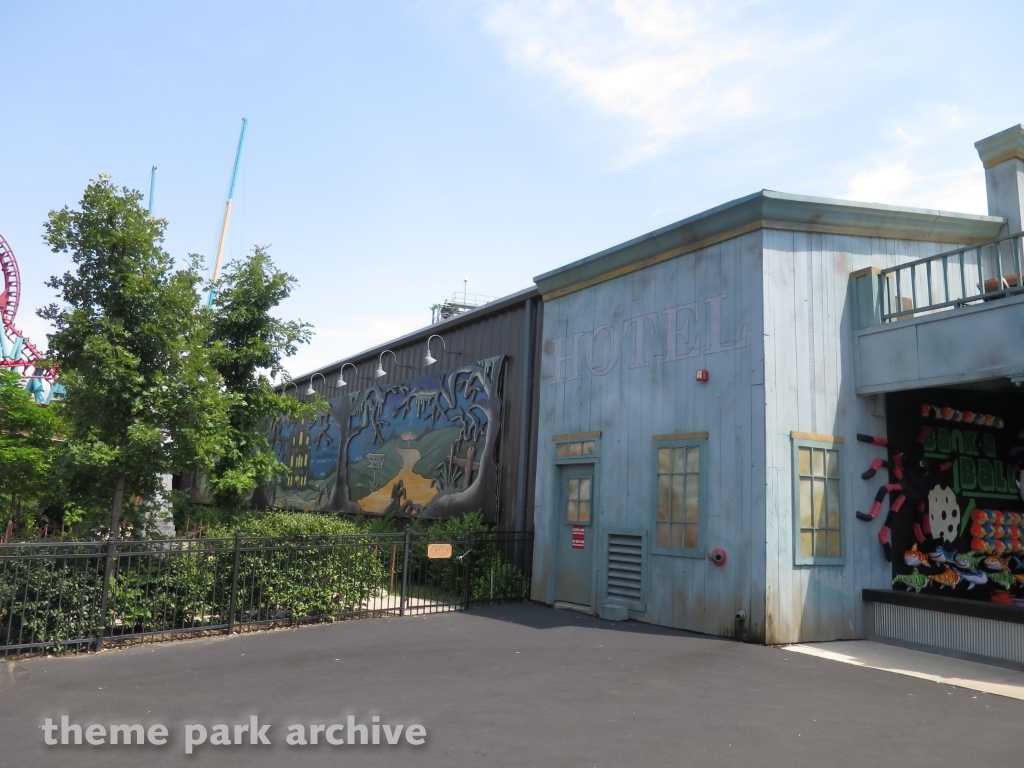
[782,639,1024,700]
[2,604,1022,767]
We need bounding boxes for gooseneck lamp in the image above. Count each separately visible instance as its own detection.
[304,372,326,397]
[424,334,462,367]
[336,363,358,388]
[375,350,398,378]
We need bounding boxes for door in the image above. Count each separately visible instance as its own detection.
[554,465,595,607]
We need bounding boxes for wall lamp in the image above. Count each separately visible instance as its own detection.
[304,372,326,397]
[424,334,462,366]
[283,381,298,398]
[336,363,359,388]
[376,352,411,382]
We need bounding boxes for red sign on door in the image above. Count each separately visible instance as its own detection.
[571,526,586,549]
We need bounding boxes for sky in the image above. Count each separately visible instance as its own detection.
[2,1,1022,378]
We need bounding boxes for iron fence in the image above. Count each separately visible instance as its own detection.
[0,529,533,658]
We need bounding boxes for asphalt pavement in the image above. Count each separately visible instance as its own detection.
[0,603,1019,767]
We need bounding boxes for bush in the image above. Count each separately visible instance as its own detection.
[1,510,527,655]
[215,512,388,620]
[0,544,106,652]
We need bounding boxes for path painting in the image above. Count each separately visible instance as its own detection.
[264,356,505,521]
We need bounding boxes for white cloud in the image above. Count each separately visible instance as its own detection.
[841,160,985,214]
[478,1,769,157]
[839,105,988,215]
[476,0,852,161]
[843,161,918,204]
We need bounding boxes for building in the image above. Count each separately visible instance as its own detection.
[529,125,1024,656]
[280,125,1024,665]
[273,287,542,533]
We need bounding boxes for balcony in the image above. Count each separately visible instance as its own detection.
[851,233,1024,394]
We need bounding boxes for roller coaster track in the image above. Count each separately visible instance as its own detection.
[0,232,54,380]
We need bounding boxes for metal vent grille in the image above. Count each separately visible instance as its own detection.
[607,534,643,605]
[870,602,1024,665]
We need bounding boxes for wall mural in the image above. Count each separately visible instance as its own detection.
[261,356,505,522]
[860,388,1024,604]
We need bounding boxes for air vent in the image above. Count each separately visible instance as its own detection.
[606,533,643,606]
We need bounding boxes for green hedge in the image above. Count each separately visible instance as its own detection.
[1,511,526,655]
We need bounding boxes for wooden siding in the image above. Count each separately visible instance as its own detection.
[533,231,767,640]
[296,296,542,532]
[761,229,970,644]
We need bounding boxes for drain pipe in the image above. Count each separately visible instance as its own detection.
[734,609,747,641]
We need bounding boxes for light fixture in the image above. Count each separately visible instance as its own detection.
[424,334,462,367]
[375,350,397,378]
[336,363,357,388]
[305,372,325,397]
[283,381,298,397]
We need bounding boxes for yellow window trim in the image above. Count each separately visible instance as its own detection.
[653,431,709,442]
[553,431,601,441]
[790,431,844,445]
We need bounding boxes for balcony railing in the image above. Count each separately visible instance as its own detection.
[879,231,1024,322]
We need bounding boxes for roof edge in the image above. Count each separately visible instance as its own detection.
[285,285,539,385]
[533,190,1005,299]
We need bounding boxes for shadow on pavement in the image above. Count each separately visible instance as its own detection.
[463,601,729,640]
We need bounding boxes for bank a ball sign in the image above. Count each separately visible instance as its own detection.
[885,389,1024,588]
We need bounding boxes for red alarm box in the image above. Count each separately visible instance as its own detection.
[696,369,710,382]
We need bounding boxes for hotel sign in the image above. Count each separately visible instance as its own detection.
[546,292,749,383]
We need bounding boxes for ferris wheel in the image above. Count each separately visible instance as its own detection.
[0,232,60,404]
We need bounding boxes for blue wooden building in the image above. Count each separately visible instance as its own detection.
[529,124,1024,658]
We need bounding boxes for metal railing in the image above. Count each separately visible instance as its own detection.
[880,231,1024,322]
[0,529,533,658]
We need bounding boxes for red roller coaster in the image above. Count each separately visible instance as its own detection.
[0,232,59,400]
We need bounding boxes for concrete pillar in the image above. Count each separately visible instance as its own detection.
[975,125,1024,235]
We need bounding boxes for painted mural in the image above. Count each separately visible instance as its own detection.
[265,356,505,521]
[862,388,1024,604]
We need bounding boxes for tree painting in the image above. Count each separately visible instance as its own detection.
[269,356,504,520]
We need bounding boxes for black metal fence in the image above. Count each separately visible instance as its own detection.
[0,529,533,658]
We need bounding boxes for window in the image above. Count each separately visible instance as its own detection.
[652,437,705,556]
[565,475,592,523]
[792,435,843,565]
[556,439,597,457]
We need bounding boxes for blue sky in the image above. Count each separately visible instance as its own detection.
[2,1,1022,377]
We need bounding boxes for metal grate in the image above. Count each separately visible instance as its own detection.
[606,534,643,605]
[870,601,1024,666]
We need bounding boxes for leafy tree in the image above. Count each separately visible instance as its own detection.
[0,370,64,536]
[206,246,318,512]
[40,176,231,537]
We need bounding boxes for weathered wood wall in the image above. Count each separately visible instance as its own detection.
[535,227,982,643]
[533,231,767,639]
[762,230,970,644]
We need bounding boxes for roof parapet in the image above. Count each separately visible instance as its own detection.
[534,190,1005,300]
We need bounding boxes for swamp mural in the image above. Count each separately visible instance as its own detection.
[260,356,505,522]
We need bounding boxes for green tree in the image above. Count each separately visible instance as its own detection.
[40,176,231,537]
[0,370,63,536]
[207,246,318,512]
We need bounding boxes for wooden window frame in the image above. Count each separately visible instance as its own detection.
[650,436,707,558]
[791,436,845,566]
[561,465,596,528]
[553,435,600,465]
